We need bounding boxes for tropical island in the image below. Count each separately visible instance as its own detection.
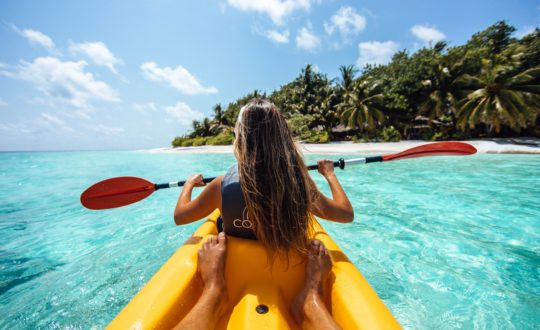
[172,22,539,148]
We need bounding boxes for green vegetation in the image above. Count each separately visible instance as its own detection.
[172,22,540,147]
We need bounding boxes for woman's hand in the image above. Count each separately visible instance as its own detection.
[312,160,354,223]
[317,160,335,178]
[186,174,206,187]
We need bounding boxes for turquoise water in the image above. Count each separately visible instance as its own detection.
[0,151,539,329]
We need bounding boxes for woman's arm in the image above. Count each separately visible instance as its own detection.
[311,160,354,223]
[173,174,223,225]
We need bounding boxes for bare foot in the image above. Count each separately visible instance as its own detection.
[304,239,332,295]
[174,233,228,330]
[197,232,228,304]
[198,232,228,314]
[291,240,337,329]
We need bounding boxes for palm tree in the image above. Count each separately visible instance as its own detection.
[210,103,228,133]
[315,84,340,134]
[290,64,330,116]
[455,60,540,133]
[213,103,224,125]
[339,79,386,133]
[419,65,458,120]
[338,65,357,97]
[337,65,358,123]
[200,118,212,136]
[191,118,213,137]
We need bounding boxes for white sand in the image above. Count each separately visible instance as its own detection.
[145,139,540,155]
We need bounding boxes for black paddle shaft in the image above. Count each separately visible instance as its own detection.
[155,177,216,190]
[306,156,383,170]
[306,158,345,170]
[155,158,355,190]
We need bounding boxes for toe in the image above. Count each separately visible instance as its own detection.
[312,240,323,256]
[308,244,318,257]
[319,244,325,256]
[217,232,226,246]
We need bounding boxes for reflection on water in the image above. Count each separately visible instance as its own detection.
[0,151,539,329]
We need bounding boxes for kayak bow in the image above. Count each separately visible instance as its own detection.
[107,210,401,329]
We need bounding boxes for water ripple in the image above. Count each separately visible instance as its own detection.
[0,152,539,329]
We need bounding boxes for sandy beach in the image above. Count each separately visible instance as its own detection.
[145,139,540,155]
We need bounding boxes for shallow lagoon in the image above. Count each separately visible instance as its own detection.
[1,151,539,329]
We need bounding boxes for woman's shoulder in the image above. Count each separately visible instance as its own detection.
[222,164,239,182]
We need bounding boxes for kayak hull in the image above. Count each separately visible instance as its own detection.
[107,210,400,329]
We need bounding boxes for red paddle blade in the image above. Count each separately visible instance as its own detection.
[383,142,477,161]
[81,177,156,210]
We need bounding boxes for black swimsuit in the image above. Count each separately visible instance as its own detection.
[220,165,257,240]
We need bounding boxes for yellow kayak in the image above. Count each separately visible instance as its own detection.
[107,210,401,329]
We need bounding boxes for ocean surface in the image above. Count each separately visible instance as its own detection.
[0,151,539,329]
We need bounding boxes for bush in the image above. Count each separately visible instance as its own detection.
[452,130,471,140]
[352,134,377,143]
[287,114,315,138]
[172,137,178,147]
[431,127,457,141]
[432,127,471,141]
[206,132,234,145]
[180,139,193,147]
[381,126,401,142]
[431,131,447,141]
[306,130,330,143]
[420,127,434,141]
[351,131,382,142]
[190,136,208,146]
[171,136,208,147]
[172,136,189,147]
[286,114,330,143]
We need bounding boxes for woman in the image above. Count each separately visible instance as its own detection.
[174,98,353,329]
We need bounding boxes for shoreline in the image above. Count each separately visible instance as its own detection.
[144,138,540,155]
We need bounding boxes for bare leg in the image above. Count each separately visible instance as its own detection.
[291,240,341,330]
[175,232,228,330]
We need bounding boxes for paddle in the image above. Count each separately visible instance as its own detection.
[81,141,476,210]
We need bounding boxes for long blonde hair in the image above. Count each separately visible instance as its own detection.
[234,98,318,259]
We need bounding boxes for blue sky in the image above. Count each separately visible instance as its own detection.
[0,0,538,151]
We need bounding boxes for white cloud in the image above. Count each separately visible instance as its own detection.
[0,62,10,76]
[0,99,7,107]
[227,0,312,25]
[515,26,536,39]
[39,113,74,132]
[411,25,446,44]
[0,113,75,136]
[69,41,123,74]
[0,122,33,134]
[134,102,159,113]
[266,29,290,43]
[3,57,119,108]
[141,62,218,95]
[324,7,366,38]
[296,25,320,52]
[40,113,65,126]
[13,26,56,52]
[164,102,205,126]
[86,124,125,136]
[357,41,399,67]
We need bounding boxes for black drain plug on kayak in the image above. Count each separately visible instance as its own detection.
[256,304,269,314]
